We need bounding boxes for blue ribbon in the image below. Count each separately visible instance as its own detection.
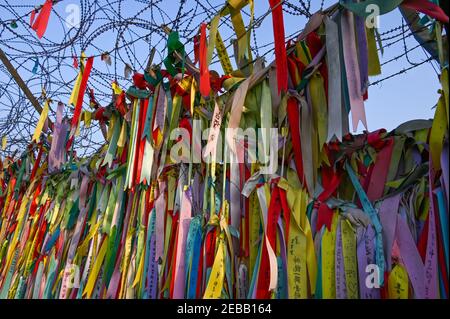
[43,227,60,254]
[247,239,263,299]
[185,215,202,298]
[345,161,385,285]
[143,208,158,299]
[435,188,449,274]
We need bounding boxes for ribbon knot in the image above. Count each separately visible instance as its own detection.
[208,214,220,227]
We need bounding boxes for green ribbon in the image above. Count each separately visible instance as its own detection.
[142,96,154,141]
[103,114,121,167]
[345,161,385,285]
[13,154,27,199]
[127,86,151,99]
[164,31,185,76]
[144,69,163,87]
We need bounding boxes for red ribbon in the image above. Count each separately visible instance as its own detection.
[93,107,108,122]
[199,23,211,97]
[67,56,94,149]
[242,164,251,258]
[367,137,394,201]
[193,34,200,65]
[418,213,429,262]
[33,216,48,260]
[73,56,79,69]
[401,0,449,23]
[287,56,300,86]
[278,186,291,247]
[72,56,94,128]
[210,74,231,93]
[116,90,127,117]
[30,9,37,26]
[286,97,305,187]
[316,165,341,231]
[167,210,179,299]
[30,143,43,181]
[133,72,149,90]
[205,228,216,268]
[435,204,450,296]
[178,118,192,145]
[367,129,387,150]
[135,99,149,185]
[269,0,288,94]
[31,0,53,39]
[306,32,329,98]
[196,246,204,298]
[256,185,281,298]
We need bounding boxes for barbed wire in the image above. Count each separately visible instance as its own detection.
[0,0,440,159]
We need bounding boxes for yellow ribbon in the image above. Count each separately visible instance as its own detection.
[1,136,6,150]
[279,170,317,297]
[309,72,328,148]
[69,53,87,106]
[430,93,447,169]
[83,235,109,298]
[388,264,409,299]
[366,27,381,76]
[32,100,50,142]
[203,235,226,299]
[321,212,338,298]
[341,219,358,298]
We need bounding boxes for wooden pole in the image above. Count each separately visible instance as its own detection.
[0,48,53,129]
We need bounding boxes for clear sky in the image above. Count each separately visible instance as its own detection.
[0,0,441,141]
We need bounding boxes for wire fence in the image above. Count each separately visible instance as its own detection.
[0,0,439,158]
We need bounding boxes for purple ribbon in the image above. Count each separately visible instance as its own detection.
[155,180,166,262]
[379,194,401,271]
[48,102,68,173]
[357,225,380,298]
[424,162,438,298]
[277,219,289,297]
[441,140,449,204]
[146,233,158,298]
[335,221,347,299]
[354,15,369,93]
[396,214,426,298]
